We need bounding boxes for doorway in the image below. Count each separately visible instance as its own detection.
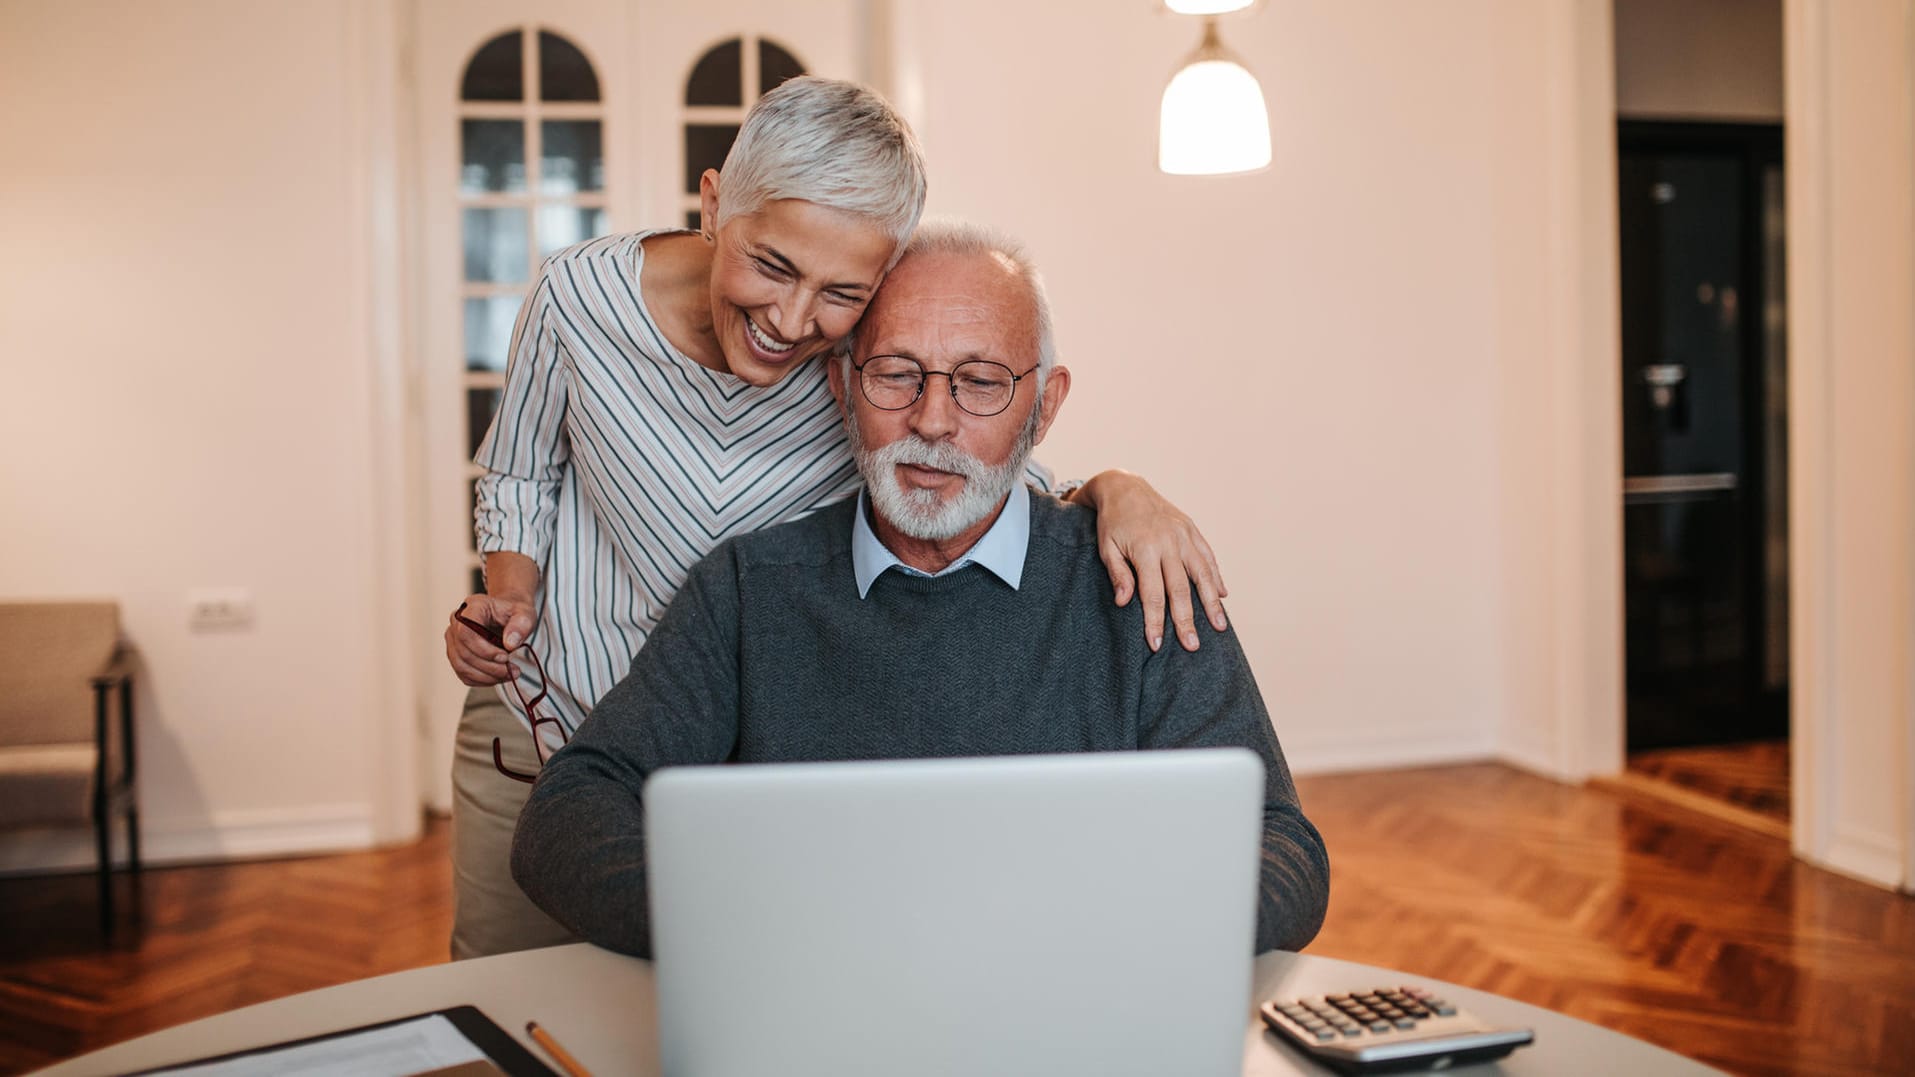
[1616,121,1789,828]
[405,0,864,810]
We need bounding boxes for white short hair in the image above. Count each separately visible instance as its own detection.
[840,219,1056,396]
[716,77,928,261]
[900,220,1055,378]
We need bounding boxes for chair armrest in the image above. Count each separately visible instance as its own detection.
[91,646,135,689]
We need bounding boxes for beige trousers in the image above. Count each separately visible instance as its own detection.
[450,686,579,960]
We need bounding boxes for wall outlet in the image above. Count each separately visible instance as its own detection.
[187,589,255,632]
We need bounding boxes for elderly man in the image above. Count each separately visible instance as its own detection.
[511,222,1330,956]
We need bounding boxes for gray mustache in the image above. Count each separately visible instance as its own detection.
[878,437,987,482]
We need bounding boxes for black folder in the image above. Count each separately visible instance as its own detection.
[132,1005,558,1076]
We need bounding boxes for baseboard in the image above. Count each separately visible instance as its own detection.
[1284,727,1498,776]
[1495,739,1572,782]
[0,804,379,877]
[1815,828,1906,891]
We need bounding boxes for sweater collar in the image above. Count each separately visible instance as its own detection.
[851,484,1030,598]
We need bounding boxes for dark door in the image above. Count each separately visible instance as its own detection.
[1617,122,1787,752]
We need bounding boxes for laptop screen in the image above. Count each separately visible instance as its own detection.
[645,748,1265,1077]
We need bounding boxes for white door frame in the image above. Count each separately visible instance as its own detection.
[1782,0,1915,891]
[348,0,426,843]
[1523,0,1625,785]
[1784,0,1838,878]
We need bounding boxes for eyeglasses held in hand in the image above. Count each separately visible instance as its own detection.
[455,601,568,784]
[852,354,1041,417]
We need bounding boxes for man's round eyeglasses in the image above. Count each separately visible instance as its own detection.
[852,355,1039,417]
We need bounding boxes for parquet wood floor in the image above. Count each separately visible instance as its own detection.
[0,817,452,1074]
[1302,764,1913,1076]
[1628,739,1792,824]
[2,768,1911,1075]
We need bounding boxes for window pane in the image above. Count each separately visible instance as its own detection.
[686,39,743,106]
[684,124,739,194]
[539,31,600,102]
[537,206,610,258]
[463,207,529,283]
[467,387,503,457]
[461,120,526,195]
[464,295,522,371]
[540,120,603,195]
[462,31,523,102]
[759,39,806,95]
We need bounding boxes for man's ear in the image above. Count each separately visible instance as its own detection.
[1030,365,1071,446]
[826,354,849,408]
[697,170,721,237]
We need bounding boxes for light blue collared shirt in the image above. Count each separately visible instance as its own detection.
[851,484,1031,598]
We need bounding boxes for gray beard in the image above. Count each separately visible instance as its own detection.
[847,403,1040,542]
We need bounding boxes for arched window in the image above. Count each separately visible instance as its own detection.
[680,36,807,229]
[457,27,608,592]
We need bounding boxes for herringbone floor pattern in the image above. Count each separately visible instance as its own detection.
[2,766,1911,1075]
[1302,764,1914,1076]
[0,821,452,1074]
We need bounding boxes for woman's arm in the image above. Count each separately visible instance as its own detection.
[1068,470,1227,654]
[444,276,572,686]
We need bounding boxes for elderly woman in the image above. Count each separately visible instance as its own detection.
[444,77,1230,959]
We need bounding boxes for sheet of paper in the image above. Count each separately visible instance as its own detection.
[147,1013,491,1077]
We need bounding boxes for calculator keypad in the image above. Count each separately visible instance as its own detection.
[1267,985,1458,1041]
[1260,984,1536,1074]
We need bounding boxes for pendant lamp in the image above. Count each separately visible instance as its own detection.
[1158,13,1271,176]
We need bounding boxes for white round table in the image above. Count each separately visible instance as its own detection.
[34,944,1722,1075]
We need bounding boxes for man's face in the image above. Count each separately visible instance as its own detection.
[829,249,1071,541]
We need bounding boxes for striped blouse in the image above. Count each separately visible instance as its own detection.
[474,230,1051,737]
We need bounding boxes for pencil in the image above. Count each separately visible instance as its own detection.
[525,1020,593,1077]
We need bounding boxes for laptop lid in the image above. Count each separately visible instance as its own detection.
[644,748,1265,1077]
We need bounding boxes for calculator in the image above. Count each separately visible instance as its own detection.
[1258,985,1534,1073]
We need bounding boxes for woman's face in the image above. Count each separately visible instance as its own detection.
[703,187,897,388]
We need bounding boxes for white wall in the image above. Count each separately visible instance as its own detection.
[0,0,418,869]
[1614,0,1784,121]
[892,0,1605,774]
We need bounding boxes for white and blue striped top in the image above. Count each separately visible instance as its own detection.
[474,230,1052,736]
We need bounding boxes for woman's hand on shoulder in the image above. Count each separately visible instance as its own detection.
[1072,470,1227,653]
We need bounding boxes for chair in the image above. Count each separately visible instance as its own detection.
[0,601,142,936]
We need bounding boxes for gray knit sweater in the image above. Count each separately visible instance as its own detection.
[512,491,1330,956]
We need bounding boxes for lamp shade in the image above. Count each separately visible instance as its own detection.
[1158,52,1271,175]
[1164,0,1257,13]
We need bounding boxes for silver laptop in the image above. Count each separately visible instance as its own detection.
[644,748,1265,1077]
